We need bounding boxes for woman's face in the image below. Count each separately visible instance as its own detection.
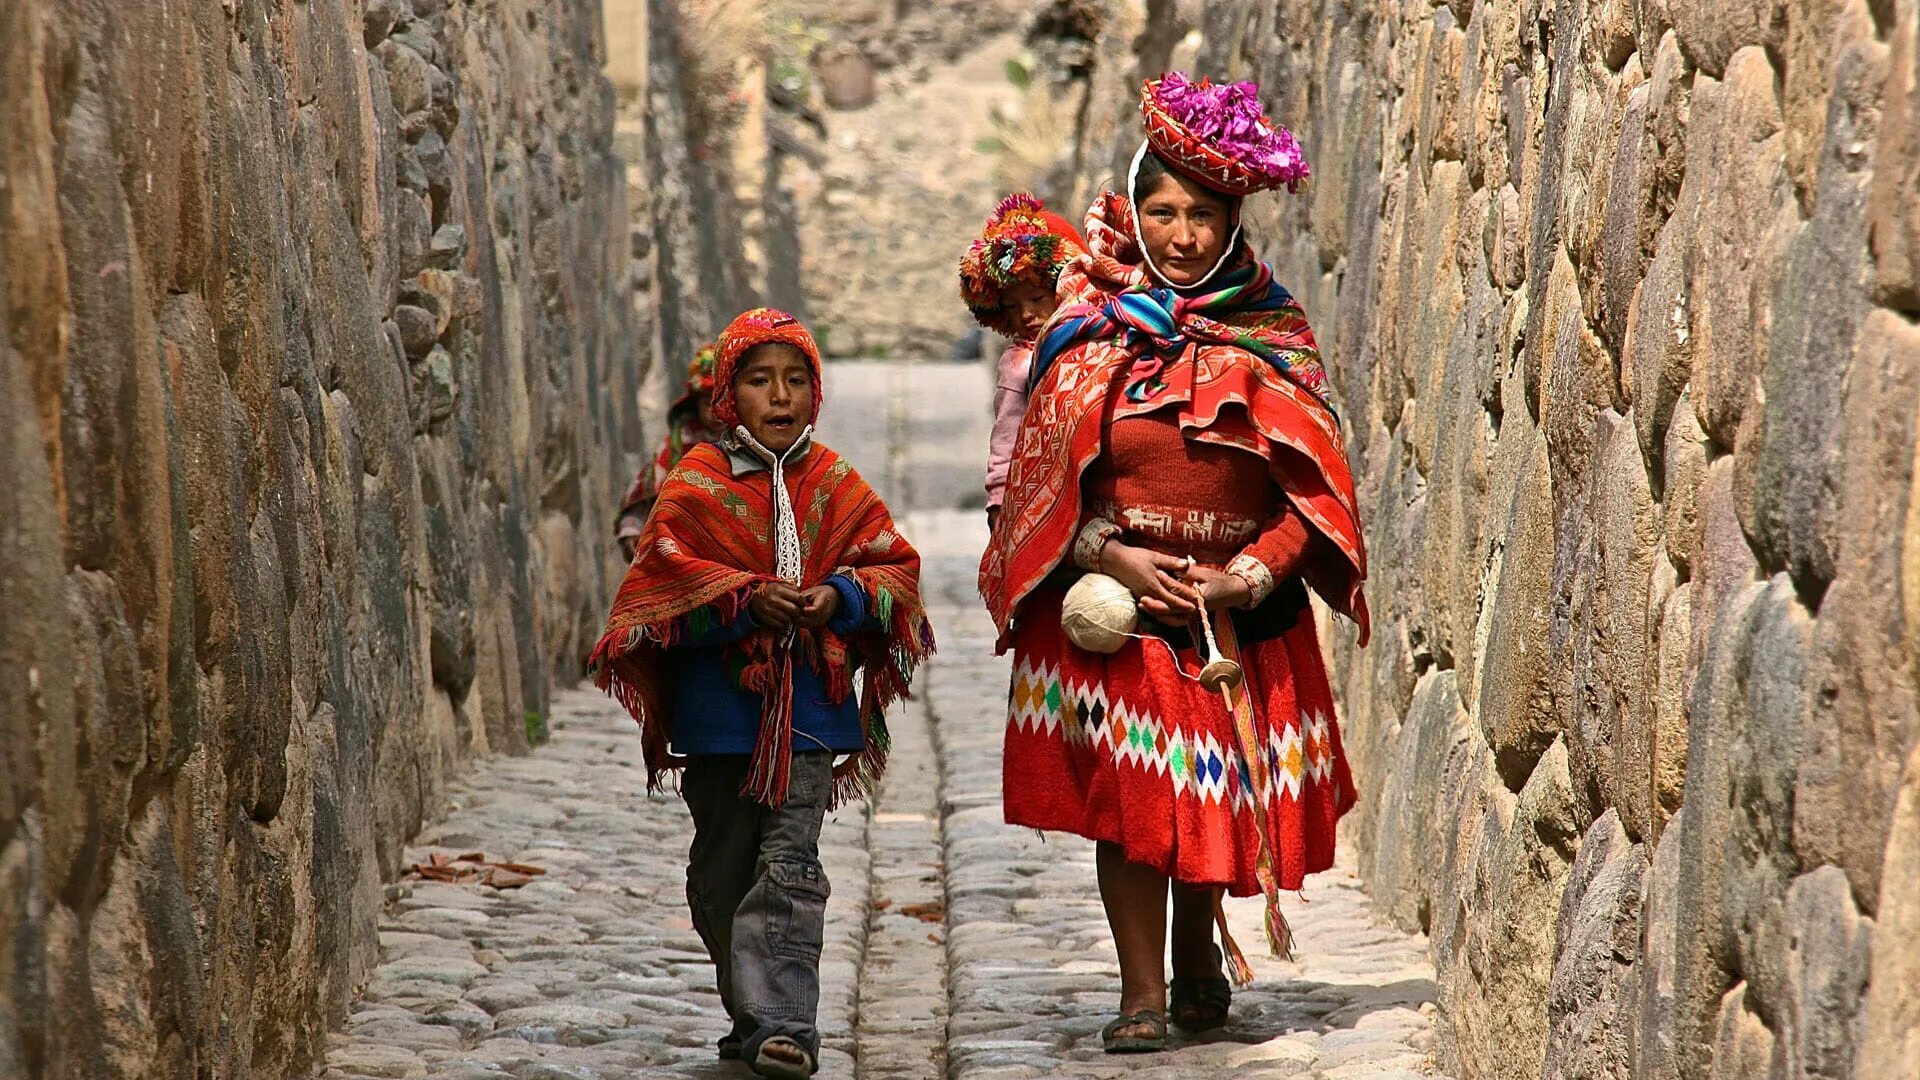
[1136,171,1235,287]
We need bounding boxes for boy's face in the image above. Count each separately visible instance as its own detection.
[733,343,815,454]
[1007,282,1059,341]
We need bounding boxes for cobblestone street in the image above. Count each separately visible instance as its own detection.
[323,511,1446,1079]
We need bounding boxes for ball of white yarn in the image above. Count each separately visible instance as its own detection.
[1061,573,1139,654]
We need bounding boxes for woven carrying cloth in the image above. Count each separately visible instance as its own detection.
[590,442,934,807]
[959,193,1088,338]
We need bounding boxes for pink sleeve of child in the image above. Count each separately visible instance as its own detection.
[984,344,1035,509]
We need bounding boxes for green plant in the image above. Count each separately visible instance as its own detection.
[979,55,1079,190]
[525,710,549,746]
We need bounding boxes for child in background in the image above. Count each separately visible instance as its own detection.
[958,193,1086,531]
[615,344,724,560]
[591,308,934,1079]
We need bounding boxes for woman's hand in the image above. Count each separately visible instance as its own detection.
[749,582,805,631]
[1183,565,1252,612]
[795,585,842,629]
[1101,542,1196,625]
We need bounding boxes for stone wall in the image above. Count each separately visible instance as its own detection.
[1045,1,1919,1076]
[0,0,639,1074]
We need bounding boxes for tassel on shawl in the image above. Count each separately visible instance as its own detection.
[732,423,811,807]
[743,644,798,805]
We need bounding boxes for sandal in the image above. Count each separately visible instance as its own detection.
[1100,1009,1168,1053]
[1169,974,1233,1032]
[751,1035,817,1079]
[718,1034,743,1061]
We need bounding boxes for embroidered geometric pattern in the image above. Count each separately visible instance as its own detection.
[1012,660,1259,807]
[1263,709,1334,801]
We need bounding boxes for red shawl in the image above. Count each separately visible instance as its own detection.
[979,193,1369,647]
[591,441,935,806]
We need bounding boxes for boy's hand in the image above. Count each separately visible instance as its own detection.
[750,582,805,630]
[795,585,842,629]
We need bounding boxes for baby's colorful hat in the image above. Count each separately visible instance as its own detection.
[711,307,824,427]
[958,193,1087,338]
[1139,72,1310,196]
[669,343,719,414]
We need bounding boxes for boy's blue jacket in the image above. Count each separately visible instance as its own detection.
[668,575,879,755]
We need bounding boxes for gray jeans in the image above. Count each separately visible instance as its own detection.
[683,751,833,1060]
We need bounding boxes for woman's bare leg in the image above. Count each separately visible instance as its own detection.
[1096,841,1168,1038]
[1169,881,1224,978]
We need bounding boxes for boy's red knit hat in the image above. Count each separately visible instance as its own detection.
[958,193,1087,338]
[710,307,824,428]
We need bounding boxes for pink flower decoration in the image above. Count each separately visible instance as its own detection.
[1153,72,1310,192]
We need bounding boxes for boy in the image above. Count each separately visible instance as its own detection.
[614,343,724,560]
[591,307,934,1078]
[957,193,1086,531]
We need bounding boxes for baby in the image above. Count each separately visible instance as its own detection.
[958,193,1086,530]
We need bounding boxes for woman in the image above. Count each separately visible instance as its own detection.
[980,72,1370,1053]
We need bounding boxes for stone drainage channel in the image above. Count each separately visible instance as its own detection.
[322,512,1449,1079]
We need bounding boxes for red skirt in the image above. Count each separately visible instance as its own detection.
[1003,584,1356,895]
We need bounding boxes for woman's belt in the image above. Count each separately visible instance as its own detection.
[1089,499,1263,562]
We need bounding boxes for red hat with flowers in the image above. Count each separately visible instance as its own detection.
[958,193,1088,338]
[1138,72,1310,197]
[710,308,824,428]
[668,343,719,417]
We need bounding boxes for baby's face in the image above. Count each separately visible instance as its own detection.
[732,344,814,454]
[1007,283,1059,341]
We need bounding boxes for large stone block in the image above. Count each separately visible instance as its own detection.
[1740,15,1888,596]
[1670,576,1769,1080]
[1796,309,1920,906]
[1369,671,1474,932]
[1869,0,1920,310]
[1623,182,1694,476]
[1685,48,1796,450]
[1475,410,1558,789]
[1447,738,1580,1080]
[1630,807,1685,1080]
[1777,866,1875,1079]
[1541,810,1647,1080]
[1567,411,1661,840]
[1669,0,1789,76]
[1707,982,1777,1080]
[1855,741,1920,1080]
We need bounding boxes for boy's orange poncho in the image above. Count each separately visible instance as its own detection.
[589,308,934,807]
